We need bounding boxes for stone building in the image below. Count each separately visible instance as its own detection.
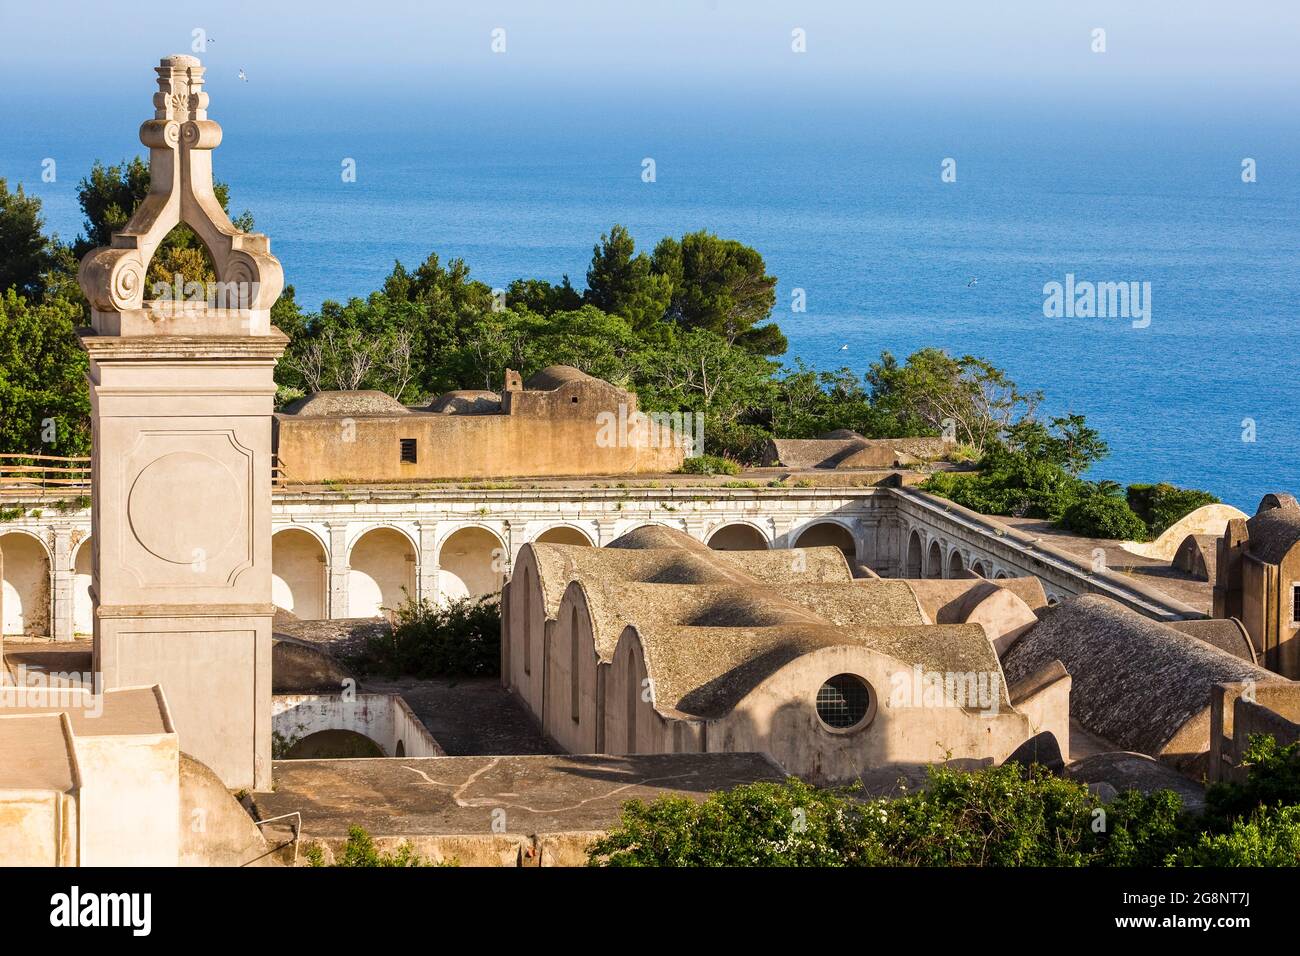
[273,365,687,484]
[502,526,1067,784]
[1003,595,1281,776]
[1213,493,1300,677]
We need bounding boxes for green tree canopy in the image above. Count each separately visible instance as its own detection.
[0,289,90,456]
[651,230,783,354]
[0,178,56,300]
[584,224,673,331]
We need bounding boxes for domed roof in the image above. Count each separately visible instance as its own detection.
[523,365,599,391]
[428,390,502,415]
[280,390,410,417]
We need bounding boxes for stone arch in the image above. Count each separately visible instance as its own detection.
[971,559,989,578]
[794,520,857,563]
[438,525,506,602]
[348,527,416,619]
[706,522,770,551]
[534,525,594,546]
[994,569,1010,580]
[948,549,965,578]
[282,729,386,759]
[272,528,328,620]
[0,531,52,637]
[905,529,923,577]
[926,539,943,578]
[73,537,93,636]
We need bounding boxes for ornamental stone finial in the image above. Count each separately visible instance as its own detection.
[77,55,283,336]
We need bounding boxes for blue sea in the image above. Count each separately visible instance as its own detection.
[3,89,1297,510]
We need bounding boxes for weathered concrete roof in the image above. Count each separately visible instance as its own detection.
[766,437,865,469]
[1003,595,1280,760]
[634,621,1003,719]
[606,525,712,552]
[573,581,822,661]
[1247,499,1300,564]
[0,714,75,792]
[1064,751,1206,813]
[280,390,411,417]
[523,365,600,391]
[1166,618,1257,665]
[525,537,853,621]
[427,390,501,415]
[254,752,786,864]
[784,580,927,627]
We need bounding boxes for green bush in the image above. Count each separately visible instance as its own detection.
[677,454,742,476]
[305,825,433,867]
[1059,490,1149,541]
[1170,805,1300,866]
[350,594,500,678]
[1204,735,1300,827]
[1126,483,1220,537]
[587,777,890,867]
[589,764,1188,867]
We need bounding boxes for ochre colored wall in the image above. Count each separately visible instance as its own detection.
[274,408,684,483]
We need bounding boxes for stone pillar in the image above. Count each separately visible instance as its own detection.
[77,56,286,791]
[595,517,621,546]
[50,527,75,642]
[417,521,439,604]
[327,522,350,619]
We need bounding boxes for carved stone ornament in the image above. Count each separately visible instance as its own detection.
[76,55,283,336]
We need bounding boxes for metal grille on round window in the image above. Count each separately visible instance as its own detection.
[816,674,871,729]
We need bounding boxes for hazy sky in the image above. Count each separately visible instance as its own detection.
[1,0,1295,116]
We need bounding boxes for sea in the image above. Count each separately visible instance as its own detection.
[2,87,1296,511]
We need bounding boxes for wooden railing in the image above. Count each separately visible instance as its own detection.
[0,454,91,497]
[1,454,294,499]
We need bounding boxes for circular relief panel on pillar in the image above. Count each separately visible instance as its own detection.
[128,451,243,565]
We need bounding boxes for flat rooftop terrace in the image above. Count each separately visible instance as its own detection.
[253,752,786,865]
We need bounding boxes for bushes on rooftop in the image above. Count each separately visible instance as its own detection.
[349,594,500,679]
[677,454,742,476]
[304,825,443,867]
[1059,487,1149,541]
[589,737,1300,867]
[588,764,1186,868]
[1126,482,1220,537]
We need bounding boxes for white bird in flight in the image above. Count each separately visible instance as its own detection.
[966,276,978,287]
[839,344,849,351]
[237,69,248,82]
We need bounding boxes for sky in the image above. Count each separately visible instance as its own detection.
[1,0,1296,122]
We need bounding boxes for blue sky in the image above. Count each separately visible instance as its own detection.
[1,0,1295,117]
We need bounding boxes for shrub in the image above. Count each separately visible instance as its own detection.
[1059,490,1149,540]
[1126,483,1220,538]
[350,594,500,678]
[305,825,432,867]
[677,454,741,476]
[587,778,890,867]
[1170,805,1300,866]
[1204,735,1300,828]
[586,763,1252,868]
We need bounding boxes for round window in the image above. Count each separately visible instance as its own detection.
[816,674,873,730]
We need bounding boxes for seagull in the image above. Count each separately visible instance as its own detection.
[839,344,849,351]
[237,69,248,82]
[966,276,978,287]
